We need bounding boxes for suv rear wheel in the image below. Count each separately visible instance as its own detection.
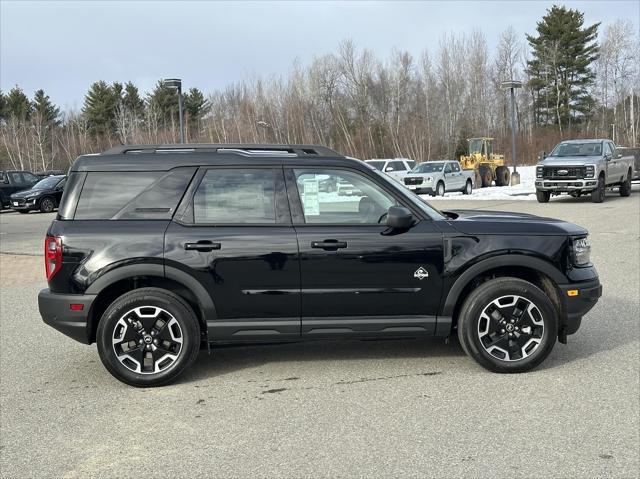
[97,288,201,387]
[457,277,558,373]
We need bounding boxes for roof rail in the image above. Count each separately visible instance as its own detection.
[101,143,343,157]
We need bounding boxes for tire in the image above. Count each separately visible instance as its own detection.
[536,190,550,203]
[620,169,632,197]
[495,166,510,186]
[436,181,445,197]
[97,287,201,387]
[39,196,55,213]
[474,169,482,189]
[462,179,473,195]
[457,277,558,373]
[478,164,493,188]
[591,175,605,203]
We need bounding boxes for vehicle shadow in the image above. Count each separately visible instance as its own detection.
[180,295,636,382]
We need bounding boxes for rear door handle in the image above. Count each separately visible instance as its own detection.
[311,240,348,250]
[184,241,221,252]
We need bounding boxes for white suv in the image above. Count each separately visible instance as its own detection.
[366,158,416,182]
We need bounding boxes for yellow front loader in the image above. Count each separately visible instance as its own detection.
[459,137,511,187]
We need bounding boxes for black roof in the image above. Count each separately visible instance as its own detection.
[71,144,348,172]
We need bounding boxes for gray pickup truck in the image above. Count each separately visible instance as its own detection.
[535,139,635,203]
[402,160,474,196]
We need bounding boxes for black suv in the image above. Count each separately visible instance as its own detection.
[10,174,66,213]
[38,144,602,386]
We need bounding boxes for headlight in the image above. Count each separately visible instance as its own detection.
[572,237,591,266]
[536,166,543,178]
[585,165,595,178]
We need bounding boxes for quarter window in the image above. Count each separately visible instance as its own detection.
[293,169,396,224]
[193,169,276,224]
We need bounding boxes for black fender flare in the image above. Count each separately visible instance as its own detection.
[85,263,217,324]
[441,254,567,317]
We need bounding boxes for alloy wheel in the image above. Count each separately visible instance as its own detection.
[477,295,545,362]
[112,306,183,374]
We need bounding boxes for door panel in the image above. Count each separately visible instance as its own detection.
[287,167,444,337]
[164,167,301,341]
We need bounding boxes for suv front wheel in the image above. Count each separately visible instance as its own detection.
[96,288,201,387]
[457,277,558,373]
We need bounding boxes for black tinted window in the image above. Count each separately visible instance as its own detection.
[75,172,161,219]
[193,169,276,224]
[389,161,407,171]
[113,168,196,220]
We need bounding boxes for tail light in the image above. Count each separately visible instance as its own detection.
[44,235,62,281]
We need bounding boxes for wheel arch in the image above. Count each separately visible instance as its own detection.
[85,264,215,343]
[442,255,566,326]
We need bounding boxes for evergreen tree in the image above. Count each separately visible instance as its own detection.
[526,5,599,131]
[32,89,60,125]
[123,82,145,118]
[82,81,119,135]
[0,90,7,122]
[184,87,209,128]
[5,86,32,121]
[146,80,179,124]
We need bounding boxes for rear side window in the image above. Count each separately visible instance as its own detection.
[193,169,276,224]
[74,169,195,220]
[389,161,407,171]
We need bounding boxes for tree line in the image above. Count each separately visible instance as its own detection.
[1,5,638,172]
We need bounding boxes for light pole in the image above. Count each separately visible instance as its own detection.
[501,80,523,186]
[164,78,184,144]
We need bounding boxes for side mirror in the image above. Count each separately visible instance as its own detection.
[385,166,394,172]
[539,151,546,161]
[386,206,414,230]
[604,154,612,161]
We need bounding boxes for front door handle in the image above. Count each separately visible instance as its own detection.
[311,240,348,251]
[184,241,221,252]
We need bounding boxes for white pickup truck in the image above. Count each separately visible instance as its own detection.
[402,160,474,196]
[535,139,635,203]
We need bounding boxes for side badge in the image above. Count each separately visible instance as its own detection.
[414,267,429,280]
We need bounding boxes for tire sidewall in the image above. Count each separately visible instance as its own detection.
[459,279,558,373]
[464,180,472,195]
[40,197,54,213]
[437,182,445,196]
[97,289,200,387]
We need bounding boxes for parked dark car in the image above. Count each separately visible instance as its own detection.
[10,174,66,213]
[0,170,40,209]
[38,144,602,387]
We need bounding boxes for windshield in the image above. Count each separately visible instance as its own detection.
[366,161,385,171]
[412,162,445,174]
[550,142,602,157]
[33,177,62,190]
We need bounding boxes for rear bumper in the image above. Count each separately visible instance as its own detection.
[558,278,602,335]
[38,289,96,344]
[535,179,598,192]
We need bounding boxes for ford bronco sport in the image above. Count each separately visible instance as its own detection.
[38,144,602,386]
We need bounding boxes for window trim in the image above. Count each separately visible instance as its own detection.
[174,166,291,227]
[285,166,427,226]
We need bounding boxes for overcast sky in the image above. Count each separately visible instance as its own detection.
[1,0,638,111]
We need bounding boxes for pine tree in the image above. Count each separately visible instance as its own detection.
[5,86,32,121]
[146,80,179,124]
[526,5,599,132]
[0,90,7,122]
[82,81,119,135]
[184,87,209,131]
[123,82,145,119]
[32,89,60,126]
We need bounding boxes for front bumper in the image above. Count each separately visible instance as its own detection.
[535,179,598,192]
[10,199,37,210]
[405,183,434,195]
[558,278,602,335]
[38,289,96,344]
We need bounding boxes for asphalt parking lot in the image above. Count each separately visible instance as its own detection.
[1,187,639,478]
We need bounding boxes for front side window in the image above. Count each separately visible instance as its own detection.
[452,162,461,172]
[294,169,396,224]
[389,161,407,171]
[22,172,39,185]
[412,162,444,174]
[193,169,276,224]
[366,161,385,171]
[444,163,453,173]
